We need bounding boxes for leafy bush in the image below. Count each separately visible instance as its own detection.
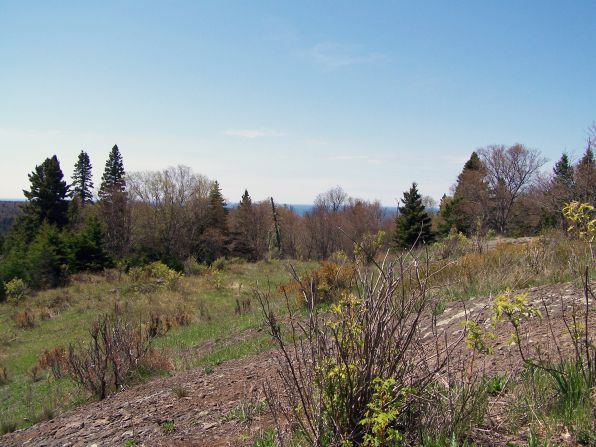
[434,228,473,260]
[259,255,461,446]
[129,261,183,289]
[4,278,26,304]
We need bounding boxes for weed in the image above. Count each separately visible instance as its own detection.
[171,384,189,398]
[162,420,175,433]
[422,433,477,447]
[224,398,268,424]
[527,431,552,447]
[251,429,277,447]
[29,365,42,382]
[0,419,17,435]
[123,439,138,447]
[481,374,508,396]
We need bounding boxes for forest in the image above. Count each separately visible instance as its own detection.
[0,135,594,301]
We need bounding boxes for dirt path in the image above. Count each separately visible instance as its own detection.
[2,281,593,447]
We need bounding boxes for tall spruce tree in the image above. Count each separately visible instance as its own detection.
[393,182,434,249]
[452,151,488,235]
[71,150,94,205]
[22,155,70,228]
[575,145,595,203]
[99,145,125,201]
[230,189,255,260]
[207,181,228,231]
[98,145,129,257]
[553,153,573,187]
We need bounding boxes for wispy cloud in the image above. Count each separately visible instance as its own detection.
[302,42,387,70]
[224,128,286,138]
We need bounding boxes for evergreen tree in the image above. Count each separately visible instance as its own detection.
[452,152,488,235]
[435,194,459,238]
[207,180,228,231]
[71,150,94,205]
[575,145,595,203]
[70,216,112,271]
[553,153,573,181]
[229,189,255,259]
[98,145,125,201]
[27,223,71,289]
[22,155,70,228]
[98,145,129,257]
[239,189,252,211]
[578,145,595,168]
[393,183,434,249]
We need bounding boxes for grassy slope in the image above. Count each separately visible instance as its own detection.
[0,259,315,429]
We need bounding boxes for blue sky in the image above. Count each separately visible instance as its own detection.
[1,1,595,205]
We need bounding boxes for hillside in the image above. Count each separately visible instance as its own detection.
[1,279,593,447]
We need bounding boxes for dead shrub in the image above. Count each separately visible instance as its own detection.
[61,311,155,399]
[235,297,251,315]
[37,306,52,321]
[0,366,8,386]
[14,310,36,329]
[147,306,193,337]
[143,350,175,373]
[37,347,68,379]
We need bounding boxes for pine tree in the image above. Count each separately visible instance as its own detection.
[452,152,488,235]
[239,189,252,211]
[435,194,459,238]
[393,182,434,249]
[230,189,255,260]
[553,153,572,180]
[98,145,129,257]
[207,181,228,231]
[71,150,94,205]
[575,145,595,203]
[22,155,70,228]
[98,145,125,201]
[70,216,112,271]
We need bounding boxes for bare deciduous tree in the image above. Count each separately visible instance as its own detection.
[478,144,546,234]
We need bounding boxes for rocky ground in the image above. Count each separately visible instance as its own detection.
[2,281,593,447]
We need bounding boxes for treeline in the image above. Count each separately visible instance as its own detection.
[0,134,594,300]
[0,202,23,234]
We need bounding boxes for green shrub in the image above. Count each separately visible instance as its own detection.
[129,261,182,288]
[211,256,227,271]
[4,277,27,304]
[183,256,209,275]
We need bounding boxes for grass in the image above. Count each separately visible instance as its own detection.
[0,259,316,430]
[162,420,175,434]
[0,231,592,439]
